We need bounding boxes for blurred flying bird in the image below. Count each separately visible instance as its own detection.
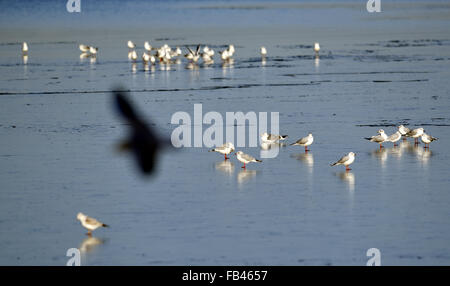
[113,88,171,175]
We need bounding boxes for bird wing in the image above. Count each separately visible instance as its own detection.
[336,155,350,164]
[85,216,102,226]
[186,46,195,56]
[241,153,256,162]
[296,136,308,144]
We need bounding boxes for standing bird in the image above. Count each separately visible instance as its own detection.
[260,132,288,144]
[365,129,388,149]
[77,213,108,236]
[405,127,424,145]
[290,133,314,152]
[387,131,402,147]
[209,142,235,160]
[331,152,356,171]
[398,125,410,141]
[235,151,262,169]
[420,133,438,149]
[260,46,267,58]
[185,45,201,63]
[127,40,136,50]
[314,42,320,57]
[79,44,90,53]
[144,41,152,52]
[113,88,171,175]
[89,46,98,55]
[22,42,28,55]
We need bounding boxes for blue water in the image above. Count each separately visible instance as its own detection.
[1,0,450,265]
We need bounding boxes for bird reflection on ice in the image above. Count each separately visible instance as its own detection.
[237,169,258,185]
[215,160,235,176]
[79,236,105,255]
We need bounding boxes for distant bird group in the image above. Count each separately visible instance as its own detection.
[18,41,324,69]
[365,126,437,149]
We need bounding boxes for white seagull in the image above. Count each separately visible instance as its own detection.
[291,133,314,152]
[398,125,410,141]
[420,133,438,149]
[235,151,262,169]
[405,127,424,145]
[261,46,267,57]
[331,152,356,171]
[22,42,29,55]
[314,42,320,55]
[89,46,98,55]
[77,213,108,236]
[387,131,402,147]
[260,132,288,144]
[144,41,152,52]
[209,142,235,160]
[127,40,136,50]
[365,129,388,149]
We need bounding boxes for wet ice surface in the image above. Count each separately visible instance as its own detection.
[1,1,450,265]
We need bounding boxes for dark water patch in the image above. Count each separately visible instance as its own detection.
[154,37,185,41]
[282,71,431,77]
[362,39,450,48]
[276,44,313,49]
[356,123,397,127]
[0,82,320,96]
[0,41,76,46]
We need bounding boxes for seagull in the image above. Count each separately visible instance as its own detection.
[185,45,201,63]
[89,46,98,55]
[220,49,230,61]
[261,46,267,57]
[365,129,388,149]
[127,40,136,50]
[113,88,171,175]
[387,131,402,147]
[235,151,262,169]
[331,152,356,171]
[228,45,235,56]
[421,133,438,148]
[77,213,108,236]
[406,127,424,145]
[314,42,320,56]
[129,50,138,62]
[79,44,90,53]
[290,133,314,152]
[398,125,410,141]
[260,132,288,144]
[209,142,235,160]
[144,41,152,52]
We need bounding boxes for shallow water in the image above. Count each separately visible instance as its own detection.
[1,0,450,265]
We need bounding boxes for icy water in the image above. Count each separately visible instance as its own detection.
[1,0,450,265]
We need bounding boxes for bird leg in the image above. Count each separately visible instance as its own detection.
[394,143,398,147]
[380,144,383,149]
[86,231,92,236]
[305,146,309,152]
[345,166,351,171]
[402,137,406,141]
[241,163,246,169]
[224,154,229,160]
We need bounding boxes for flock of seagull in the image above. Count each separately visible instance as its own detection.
[210,125,438,172]
[19,41,321,67]
[17,41,437,235]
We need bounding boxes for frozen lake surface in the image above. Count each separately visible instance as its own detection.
[1,0,450,265]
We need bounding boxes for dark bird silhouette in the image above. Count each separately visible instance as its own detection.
[113,88,171,175]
